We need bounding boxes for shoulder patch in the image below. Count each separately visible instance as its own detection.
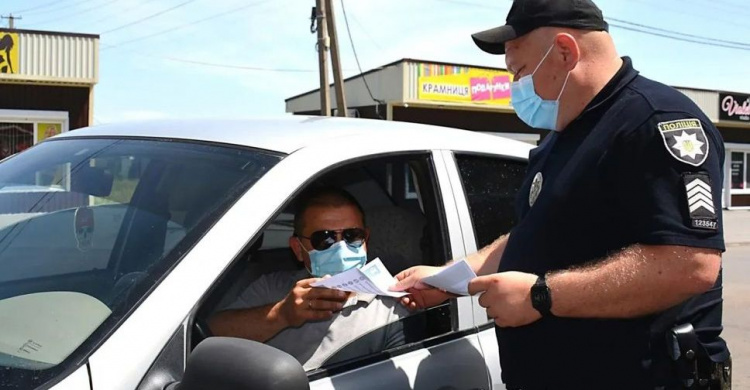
[683,172,718,231]
[658,119,709,166]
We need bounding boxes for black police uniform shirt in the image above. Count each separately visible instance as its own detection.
[497,57,728,389]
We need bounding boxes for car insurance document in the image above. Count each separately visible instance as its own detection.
[420,259,477,296]
[311,258,407,297]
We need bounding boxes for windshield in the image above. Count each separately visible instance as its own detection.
[0,138,280,389]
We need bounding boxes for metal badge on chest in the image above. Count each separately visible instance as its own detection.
[529,172,543,207]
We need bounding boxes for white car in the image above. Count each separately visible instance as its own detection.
[0,117,532,390]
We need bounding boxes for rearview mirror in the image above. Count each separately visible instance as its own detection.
[71,165,113,197]
[173,337,309,390]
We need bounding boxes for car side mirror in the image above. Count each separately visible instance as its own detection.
[172,337,309,390]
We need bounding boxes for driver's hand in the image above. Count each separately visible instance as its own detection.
[391,265,443,291]
[400,288,456,311]
[391,265,454,311]
[277,277,351,328]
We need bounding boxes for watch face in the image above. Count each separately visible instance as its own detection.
[532,289,546,305]
[531,282,550,313]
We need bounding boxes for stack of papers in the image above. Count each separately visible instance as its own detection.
[311,258,406,297]
[421,259,477,296]
[311,258,477,297]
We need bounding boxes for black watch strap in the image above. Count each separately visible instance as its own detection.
[531,274,553,318]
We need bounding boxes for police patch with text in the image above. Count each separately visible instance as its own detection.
[658,119,709,167]
[683,172,718,231]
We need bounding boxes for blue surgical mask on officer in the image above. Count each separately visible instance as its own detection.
[511,42,572,131]
[300,239,367,277]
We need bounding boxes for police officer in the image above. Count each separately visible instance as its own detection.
[392,0,731,388]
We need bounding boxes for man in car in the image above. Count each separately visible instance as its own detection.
[209,186,409,370]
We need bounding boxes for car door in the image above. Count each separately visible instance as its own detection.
[441,150,529,390]
[84,133,518,390]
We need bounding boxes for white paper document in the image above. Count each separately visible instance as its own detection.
[311,258,407,298]
[420,259,477,296]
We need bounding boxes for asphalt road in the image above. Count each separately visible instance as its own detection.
[720,245,750,388]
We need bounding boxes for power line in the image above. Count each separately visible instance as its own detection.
[100,0,271,50]
[629,0,750,31]
[347,10,384,52]
[435,0,507,9]
[111,49,352,73]
[688,0,750,16]
[11,0,64,15]
[339,0,385,117]
[154,56,324,72]
[434,0,750,50]
[710,0,748,8]
[25,0,121,28]
[608,23,750,51]
[607,17,750,48]
[101,0,199,34]
[20,0,99,17]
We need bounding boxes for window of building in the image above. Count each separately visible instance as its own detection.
[0,122,33,159]
[731,152,746,190]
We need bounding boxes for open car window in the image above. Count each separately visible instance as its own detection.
[196,152,458,375]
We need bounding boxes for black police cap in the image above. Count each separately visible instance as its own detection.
[472,0,609,55]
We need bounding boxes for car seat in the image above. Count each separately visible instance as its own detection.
[365,205,426,275]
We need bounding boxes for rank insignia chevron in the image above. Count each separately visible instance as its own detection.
[683,172,718,231]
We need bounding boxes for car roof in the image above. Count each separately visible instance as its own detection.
[55,116,533,156]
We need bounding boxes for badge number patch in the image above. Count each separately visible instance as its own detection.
[683,172,718,231]
[529,172,543,207]
[658,119,709,167]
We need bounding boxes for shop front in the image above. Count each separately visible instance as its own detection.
[720,92,750,208]
[0,28,99,158]
[286,59,750,209]
[285,59,542,146]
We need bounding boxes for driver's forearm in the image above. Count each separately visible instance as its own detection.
[208,302,287,342]
[465,233,510,276]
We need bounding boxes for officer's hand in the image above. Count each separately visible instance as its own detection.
[400,288,456,311]
[391,265,443,291]
[277,277,351,328]
[468,272,540,328]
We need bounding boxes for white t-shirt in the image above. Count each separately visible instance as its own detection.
[226,268,411,370]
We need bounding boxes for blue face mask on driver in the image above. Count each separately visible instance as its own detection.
[510,43,572,131]
[302,239,368,277]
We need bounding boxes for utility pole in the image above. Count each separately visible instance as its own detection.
[1,14,22,29]
[324,0,348,117]
[314,1,331,116]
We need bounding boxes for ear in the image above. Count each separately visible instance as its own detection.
[554,33,580,72]
[289,236,304,263]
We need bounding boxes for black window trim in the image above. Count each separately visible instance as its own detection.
[306,304,495,382]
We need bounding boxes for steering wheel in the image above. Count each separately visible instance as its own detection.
[193,316,214,343]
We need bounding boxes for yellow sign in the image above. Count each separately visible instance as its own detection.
[0,32,19,74]
[417,63,513,106]
[37,123,62,143]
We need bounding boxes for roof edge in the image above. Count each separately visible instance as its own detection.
[284,58,510,103]
[0,28,100,39]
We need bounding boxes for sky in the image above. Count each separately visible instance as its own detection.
[3,0,750,124]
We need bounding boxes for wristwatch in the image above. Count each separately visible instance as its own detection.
[531,274,553,318]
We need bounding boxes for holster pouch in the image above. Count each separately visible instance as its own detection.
[666,324,731,389]
[667,323,701,388]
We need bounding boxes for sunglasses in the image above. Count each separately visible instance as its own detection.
[297,227,367,251]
